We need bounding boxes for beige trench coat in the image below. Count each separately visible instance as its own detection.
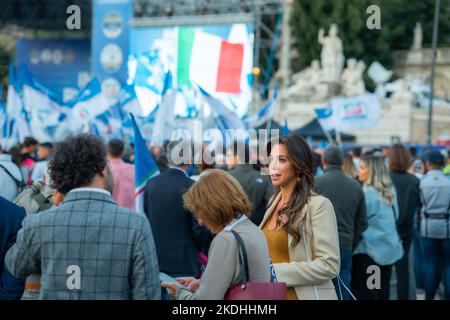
[260,192,341,300]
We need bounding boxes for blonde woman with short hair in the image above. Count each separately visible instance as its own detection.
[162,169,271,300]
[352,155,403,300]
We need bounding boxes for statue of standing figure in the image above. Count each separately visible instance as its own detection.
[341,58,366,96]
[318,24,345,82]
[412,22,423,50]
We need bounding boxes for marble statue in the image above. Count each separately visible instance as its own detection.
[341,58,366,96]
[289,60,328,100]
[318,24,345,82]
[412,22,423,50]
[391,80,414,105]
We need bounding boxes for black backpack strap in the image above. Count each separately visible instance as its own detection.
[230,230,249,284]
[0,163,24,189]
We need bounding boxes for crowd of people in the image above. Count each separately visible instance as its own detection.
[0,133,449,300]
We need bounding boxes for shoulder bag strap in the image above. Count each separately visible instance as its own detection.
[0,163,23,189]
[230,230,249,284]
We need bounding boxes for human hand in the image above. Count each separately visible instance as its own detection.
[176,277,200,293]
[161,282,177,299]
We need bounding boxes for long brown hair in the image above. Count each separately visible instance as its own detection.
[267,134,314,246]
[388,143,412,173]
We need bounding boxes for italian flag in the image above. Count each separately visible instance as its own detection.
[177,28,244,94]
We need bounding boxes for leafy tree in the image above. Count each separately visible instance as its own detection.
[291,0,450,72]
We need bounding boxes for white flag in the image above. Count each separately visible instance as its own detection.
[331,94,380,131]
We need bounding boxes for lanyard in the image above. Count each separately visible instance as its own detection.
[269,259,277,282]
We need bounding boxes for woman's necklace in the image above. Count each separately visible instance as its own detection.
[268,199,290,232]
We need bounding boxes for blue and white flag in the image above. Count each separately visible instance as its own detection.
[117,85,144,117]
[131,113,160,214]
[5,63,31,148]
[315,106,335,132]
[330,94,380,131]
[133,51,167,117]
[198,86,247,132]
[67,77,112,129]
[244,84,278,127]
[21,67,66,142]
[151,94,177,145]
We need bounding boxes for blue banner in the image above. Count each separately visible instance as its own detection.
[15,39,91,102]
[92,0,132,100]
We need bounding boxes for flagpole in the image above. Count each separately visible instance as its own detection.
[325,129,336,145]
[427,0,440,145]
[336,128,343,147]
[266,117,272,140]
[317,121,336,145]
[265,84,278,140]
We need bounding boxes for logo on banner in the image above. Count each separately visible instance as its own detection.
[53,49,64,64]
[103,11,123,38]
[41,49,52,63]
[100,43,123,73]
[101,77,121,100]
[30,50,40,64]
[341,101,368,121]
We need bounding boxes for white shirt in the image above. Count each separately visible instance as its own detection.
[31,160,48,182]
[0,154,23,201]
[68,187,111,197]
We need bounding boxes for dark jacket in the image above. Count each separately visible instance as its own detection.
[143,168,210,275]
[228,164,274,226]
[0,196,26,300]
[390,171,421,249]
[314,166,368,251]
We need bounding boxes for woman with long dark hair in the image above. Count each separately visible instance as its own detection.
[388,144,421,300]
[261,134,340,300]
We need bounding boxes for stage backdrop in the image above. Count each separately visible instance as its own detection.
[129,23,254,118]
[15,39,91,102]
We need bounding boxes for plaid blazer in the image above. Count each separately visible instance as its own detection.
[5,190,160,300]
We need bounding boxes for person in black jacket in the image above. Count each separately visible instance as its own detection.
[315,146,368,299]
[388,144,421,300]
[143,140,210,298]
[226,141,274,226]
[0,196,26,300]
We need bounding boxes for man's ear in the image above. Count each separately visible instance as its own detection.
[98,167,107,178]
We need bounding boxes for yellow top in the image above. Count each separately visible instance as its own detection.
[262,214,299,300]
